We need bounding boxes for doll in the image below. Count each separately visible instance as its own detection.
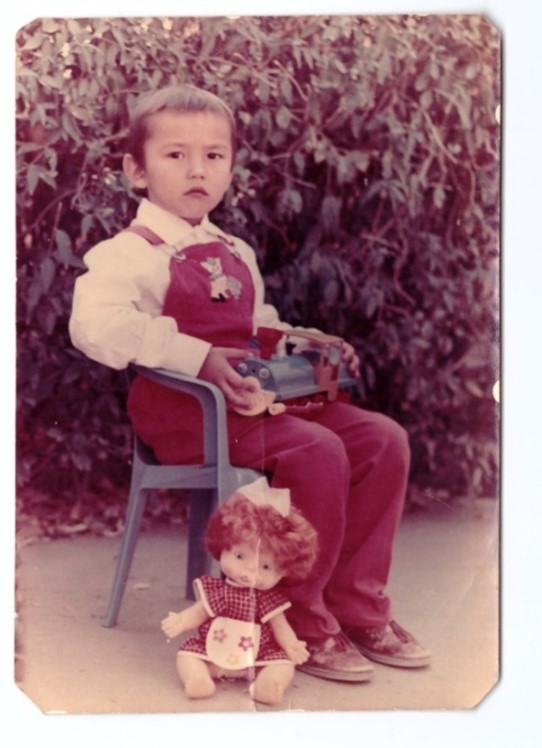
[161,477,319,705]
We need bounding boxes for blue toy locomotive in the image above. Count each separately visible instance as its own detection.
[235,327,357,402]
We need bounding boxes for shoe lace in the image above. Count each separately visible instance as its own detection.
[389,620,413,643]
[333,631,356,651]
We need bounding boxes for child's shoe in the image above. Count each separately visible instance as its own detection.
[297,632,374,682]
[345,620,431,668]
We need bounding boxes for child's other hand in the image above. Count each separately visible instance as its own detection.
[285,639,310,665]
[341,342,360,379]
[199,347,260,410]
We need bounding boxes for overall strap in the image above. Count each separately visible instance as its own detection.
[122,225,165,246]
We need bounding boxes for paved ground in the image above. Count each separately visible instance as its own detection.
[13,499,499,717]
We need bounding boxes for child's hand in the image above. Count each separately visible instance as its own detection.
[161,610,190,639]
[198,347,260,410]
[284,639,310,665]
[341,341,360,379]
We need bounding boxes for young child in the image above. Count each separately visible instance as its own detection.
[69,83,430,682]
[161,477,319,705]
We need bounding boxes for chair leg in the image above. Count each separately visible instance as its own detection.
[186,489,217,599]
[101,487,150,627]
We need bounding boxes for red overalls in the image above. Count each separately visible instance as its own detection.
[128,231,410,640]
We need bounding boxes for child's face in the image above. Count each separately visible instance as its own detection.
[220,541,283,591]
[123,110,233,225]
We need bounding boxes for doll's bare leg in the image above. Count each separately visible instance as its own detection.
[176,655,216,699]
[250,663,295,705]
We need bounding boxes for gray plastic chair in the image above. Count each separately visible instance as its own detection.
[101,364,262,627]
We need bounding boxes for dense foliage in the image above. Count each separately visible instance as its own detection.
[16,14,500,529]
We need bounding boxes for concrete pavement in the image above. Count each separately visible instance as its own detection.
[14,499,499,715]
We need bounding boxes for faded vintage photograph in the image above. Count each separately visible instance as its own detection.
[15,14,500,715]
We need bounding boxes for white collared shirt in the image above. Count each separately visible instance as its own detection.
[69,199,288,376]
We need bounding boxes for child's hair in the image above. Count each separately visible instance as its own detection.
[205,494,319,582]
[125,83,237,167]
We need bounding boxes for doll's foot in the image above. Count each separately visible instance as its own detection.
[177,657,216,699]
[249,680,285,705]
[182,673,216,699]
[250,664,294,705]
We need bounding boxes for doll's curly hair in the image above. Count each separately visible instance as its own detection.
[205,494,318,582]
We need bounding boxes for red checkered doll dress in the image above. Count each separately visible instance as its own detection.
[179,576,293,670]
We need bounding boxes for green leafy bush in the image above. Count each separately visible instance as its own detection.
[16,15,500,522]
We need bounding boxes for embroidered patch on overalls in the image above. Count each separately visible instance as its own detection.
[200,256,243,302]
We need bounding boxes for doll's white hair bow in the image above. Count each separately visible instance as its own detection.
[236,476,291,517]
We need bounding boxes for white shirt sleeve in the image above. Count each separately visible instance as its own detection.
[69,233,211,375]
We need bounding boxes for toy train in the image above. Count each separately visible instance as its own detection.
[235,327,357,402]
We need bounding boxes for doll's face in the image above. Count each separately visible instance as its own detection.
[220,541,283,590]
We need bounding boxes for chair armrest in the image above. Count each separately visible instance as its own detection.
[132,365,230,467]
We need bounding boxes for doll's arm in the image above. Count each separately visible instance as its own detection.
[161,601,209,639]
[269,612,310,665]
